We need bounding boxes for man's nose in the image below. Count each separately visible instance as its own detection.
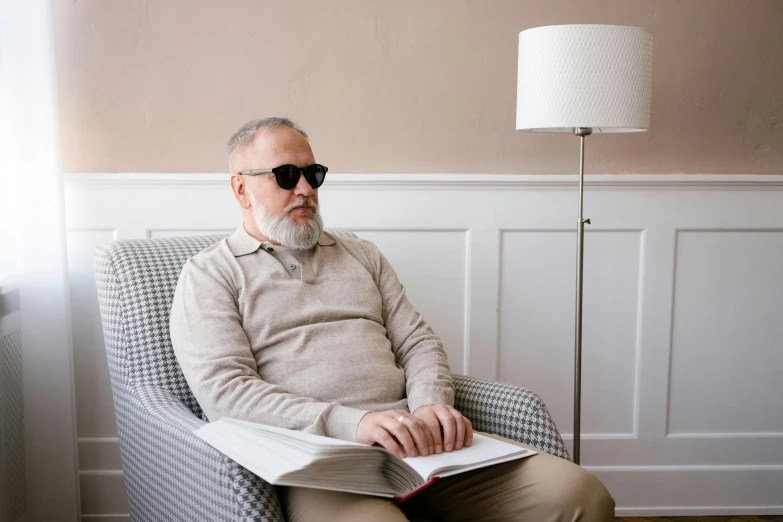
[293,170,314,196]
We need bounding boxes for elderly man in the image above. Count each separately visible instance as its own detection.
[170,117,615,522]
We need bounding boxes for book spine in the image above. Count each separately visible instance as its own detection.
[393,476,439,503]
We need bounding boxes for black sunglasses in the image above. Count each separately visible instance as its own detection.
[239,164,328,190]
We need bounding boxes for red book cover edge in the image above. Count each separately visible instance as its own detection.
[393,476,439,503]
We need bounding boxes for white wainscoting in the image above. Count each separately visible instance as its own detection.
[63,173,783,519]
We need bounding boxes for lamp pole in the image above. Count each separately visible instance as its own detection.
[572,126,592,465]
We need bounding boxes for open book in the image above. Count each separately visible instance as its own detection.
[196,418,536,502]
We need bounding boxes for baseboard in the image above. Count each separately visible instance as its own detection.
[616,507,783,516]
[591,466,783,515]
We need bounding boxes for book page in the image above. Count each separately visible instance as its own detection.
[225,419,364,448]
[196,418,422,496]
[402,433,535,480]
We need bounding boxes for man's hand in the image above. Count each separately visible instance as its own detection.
[357,410,435,459]
[413,404,473,454]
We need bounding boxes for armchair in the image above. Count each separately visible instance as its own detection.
[94,232,568,521]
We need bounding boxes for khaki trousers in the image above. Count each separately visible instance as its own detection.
[277,434,615,522]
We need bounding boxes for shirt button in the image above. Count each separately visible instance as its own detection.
[288,263,297,270]
[267,247,274,252]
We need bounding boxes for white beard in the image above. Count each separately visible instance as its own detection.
[247,190,324,249]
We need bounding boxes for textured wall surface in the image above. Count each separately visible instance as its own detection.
[53,0,783,174]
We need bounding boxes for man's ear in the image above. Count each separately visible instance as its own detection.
[230,174,252,210]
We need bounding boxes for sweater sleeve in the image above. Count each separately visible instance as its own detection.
[360,241,455,413]
[169,255,368,441]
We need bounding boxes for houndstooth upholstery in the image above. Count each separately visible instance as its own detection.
[94,231,568,521]
[453,375,569,458]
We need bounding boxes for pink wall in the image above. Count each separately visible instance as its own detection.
[54,0,783,174]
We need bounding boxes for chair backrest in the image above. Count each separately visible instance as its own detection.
[95,234,228,418]
[94,229,358,419]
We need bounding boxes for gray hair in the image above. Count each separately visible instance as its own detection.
[226,117,309,173]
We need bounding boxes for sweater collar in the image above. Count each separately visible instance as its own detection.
[227,224,335,257]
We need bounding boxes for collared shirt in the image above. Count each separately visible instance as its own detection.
[169,225,454,441]
[258,242,303,280]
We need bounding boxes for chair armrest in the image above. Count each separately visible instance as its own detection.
[118,385,285,522]
[452,374,570,460]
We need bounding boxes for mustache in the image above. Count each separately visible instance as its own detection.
[284,197,317,213]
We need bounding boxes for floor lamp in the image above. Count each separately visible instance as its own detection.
[515,25,654,465]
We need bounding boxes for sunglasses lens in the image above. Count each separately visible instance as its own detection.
[272,164,327,189]
[305,165,327,188]
[274,165,300,190]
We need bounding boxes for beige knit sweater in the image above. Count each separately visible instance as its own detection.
[169,225,453,442]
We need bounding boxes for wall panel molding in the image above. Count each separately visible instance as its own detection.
[498,228,642,437]
[666,228,783,438]
[64,173,783,516]
[64,173,783,191]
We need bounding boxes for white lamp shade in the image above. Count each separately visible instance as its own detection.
[516,24,653,133]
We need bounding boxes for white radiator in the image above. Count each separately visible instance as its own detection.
[0,283,25,522]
